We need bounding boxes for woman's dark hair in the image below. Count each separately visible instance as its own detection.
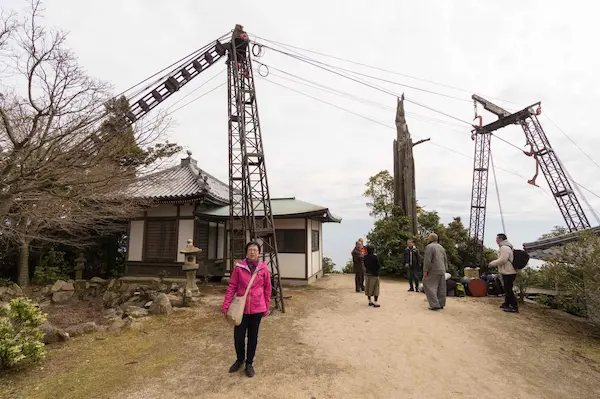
[365,244,375,255]
[245,241,261,253]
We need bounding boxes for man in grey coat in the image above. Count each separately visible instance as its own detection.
[423,233,448,310]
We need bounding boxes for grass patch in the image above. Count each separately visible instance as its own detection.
[1,311,217,399]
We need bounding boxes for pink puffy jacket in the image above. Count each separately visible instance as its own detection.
[222,259,272,316]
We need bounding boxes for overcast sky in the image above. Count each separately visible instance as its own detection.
[4,0,599,269]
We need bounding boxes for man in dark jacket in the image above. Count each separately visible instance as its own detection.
[404,239,421,292]
[351,240,365,292]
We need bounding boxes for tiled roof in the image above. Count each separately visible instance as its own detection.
[196,197,342,223]
[523,225,600,260]
[129,155,229,203]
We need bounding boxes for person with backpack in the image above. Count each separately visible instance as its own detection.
[489,233,519,313]
[404,239,421,292]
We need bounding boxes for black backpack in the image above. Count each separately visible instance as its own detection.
[512,249,530,270]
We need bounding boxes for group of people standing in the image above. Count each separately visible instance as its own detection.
[350,232,520,313]
[219,232,519,378]
[351,238,382,307]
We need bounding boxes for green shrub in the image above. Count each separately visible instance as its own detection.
[342,260,353,274]
[33,248,72,285]
[515,267,539,303]
[0,278,14,287]
[0,298,47,369]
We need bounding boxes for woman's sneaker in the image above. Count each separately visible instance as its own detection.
[229,360,243,373]
[373,302,381,308]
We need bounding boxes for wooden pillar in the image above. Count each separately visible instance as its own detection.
[393,95,419,236]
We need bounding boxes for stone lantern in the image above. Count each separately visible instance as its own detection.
[74,253,86,280]
[180,238,201,306]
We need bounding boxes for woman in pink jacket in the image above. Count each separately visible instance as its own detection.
[222,241,272,378]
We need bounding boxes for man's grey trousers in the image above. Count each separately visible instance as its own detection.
[423,273,446,309]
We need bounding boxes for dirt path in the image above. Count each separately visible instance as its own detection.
[3,274,600,399]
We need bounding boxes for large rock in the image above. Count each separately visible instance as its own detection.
[123,305,148,318]
[40,321,70,344]
[0,284,25,301]
[74,280,88,292]
[166,293,182,307]
[52,290,74,303]
[40,285,52,297]
[90,277,108,284]
[102,291,120,308]
[103,307,124,320]
[11,284,24,296]
[61,282,75,291]
[64,322,104,337]
[51,280,67,292]
[148,293,172,315]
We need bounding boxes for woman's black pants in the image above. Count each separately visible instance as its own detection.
[234,313,263,365]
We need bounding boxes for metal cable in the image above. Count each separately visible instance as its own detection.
[490,150,507,234]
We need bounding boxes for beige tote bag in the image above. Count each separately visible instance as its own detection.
[226,271,258,326]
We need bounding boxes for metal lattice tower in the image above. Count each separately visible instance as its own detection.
[467,95,591,264]
[519,115,590,231]
[468,127,492,265]
[227,25,285,313]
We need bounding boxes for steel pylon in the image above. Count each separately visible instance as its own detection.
[227,25,285,313]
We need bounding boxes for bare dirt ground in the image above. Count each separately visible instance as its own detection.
[2,274,600,399]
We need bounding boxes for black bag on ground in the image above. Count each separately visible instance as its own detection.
[512,249,530,270]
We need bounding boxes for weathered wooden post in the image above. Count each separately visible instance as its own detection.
[179,239,201,306]
[393,94,429,236]
[74,253,86,280]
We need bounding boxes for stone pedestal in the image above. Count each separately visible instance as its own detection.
[74,253,86,280]
[179,239,201,307]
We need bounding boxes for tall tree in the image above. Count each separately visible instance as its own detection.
[364,170,395,219]
[0,1,179,285]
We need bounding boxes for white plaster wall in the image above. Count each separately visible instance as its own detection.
[179,203,195,216]
[146,204,177,217]
[278,253,306,279]
[128,221,144,261]
[177,219,195,262]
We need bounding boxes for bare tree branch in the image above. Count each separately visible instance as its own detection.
[0,1,182,284]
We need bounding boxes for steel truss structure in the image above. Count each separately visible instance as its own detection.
[121,25,284,313]
[467,95,590,265]
[227,26,284,312]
